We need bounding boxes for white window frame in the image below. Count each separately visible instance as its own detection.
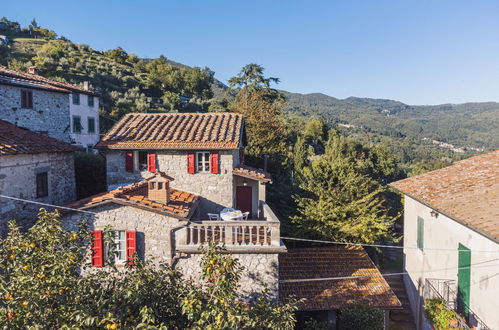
[105,230,127,264]
[196,151,210,172]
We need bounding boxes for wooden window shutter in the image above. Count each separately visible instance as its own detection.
[210,152,219,174]
[27,91,33,109]
[91,230,104,267]
[417,216,424,250]
[187,152,195,174]
[126,230,137,266]
[147,152,157,173]
[125,151,134,172]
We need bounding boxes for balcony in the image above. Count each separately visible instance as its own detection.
[424,279,491,330]
[175,201,286,253]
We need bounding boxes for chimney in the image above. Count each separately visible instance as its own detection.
[147,175,170,204]
[83,81,89,91]
[28,66,38,75]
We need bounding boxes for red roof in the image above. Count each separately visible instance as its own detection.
[0,66,97,95]
[64,177,199,218]
[279,246,401,311]
[96,113,244,150]
[390,150,499,242]
[233,165,272,182]
[0,120,78,156]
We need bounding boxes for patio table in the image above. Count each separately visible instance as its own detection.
[220,209,243,221]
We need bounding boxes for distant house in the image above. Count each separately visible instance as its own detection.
[279,246,401,329]
[0,120,77,235]
[390,150,499,330]
[0,66,100,150]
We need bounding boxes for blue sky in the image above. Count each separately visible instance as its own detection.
[3,0,499,104]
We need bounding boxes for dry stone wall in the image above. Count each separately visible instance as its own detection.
[0,85,71,142]
[0,152,75,235]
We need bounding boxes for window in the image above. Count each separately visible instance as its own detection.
[87,96,94,107]
[158,182,163,190]
[88,117,96,133]
[138,151,148,171]
[196,152,210,172]
[72,116,82,133]
[72,93,80,105]
[86,145,94,153]
[105,231,127,264]
[21,90,33,109]
[36,172,48,198]
[417,216,424,250]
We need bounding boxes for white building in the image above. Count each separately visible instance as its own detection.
[391,150,499,330]
[69,83,100,151]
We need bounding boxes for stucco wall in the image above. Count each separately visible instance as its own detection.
[105,150,237,213]
[403,196,499,329]
[69,93,100,148]
[0,152,76,235]
[176,253,279,297]
[0,84,71,142]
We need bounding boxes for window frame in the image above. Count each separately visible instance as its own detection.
[21,90,33,109]
[105,230,127,264]
[138,151,148,172]
[196,151,211,173]
[87,117,96,133]
[72,115,82,133]
[72,93,80,105]
[87,95,94,107]
[36,172,48,198]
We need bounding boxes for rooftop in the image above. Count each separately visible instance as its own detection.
[0,120,78,156]
[96,112,244,150]
[64,177,199,218]
[390,150,499,243]
[279,246,401,311]
[0,65,97,95]
[233,165,272,183]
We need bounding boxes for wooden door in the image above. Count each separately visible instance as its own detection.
[457,243,471,316]
[236,186,252,217]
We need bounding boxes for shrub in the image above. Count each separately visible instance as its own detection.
[424,298,462,329]
[339,302,384,330]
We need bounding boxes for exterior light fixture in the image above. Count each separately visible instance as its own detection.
[430,210,439,218]
[243,179,248,186]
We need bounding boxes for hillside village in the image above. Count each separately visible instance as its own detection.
[0,17,498,330]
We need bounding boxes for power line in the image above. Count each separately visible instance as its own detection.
[1,194,499,254]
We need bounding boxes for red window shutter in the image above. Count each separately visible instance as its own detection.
[187,152,195,174]
[125,151,133,172]
[126,230,137,266]
[91,230,103,267]
[210,152,219,174]
[147,152,156,173]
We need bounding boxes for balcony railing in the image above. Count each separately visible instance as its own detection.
[424,279,491,330]
[175,201,285,253]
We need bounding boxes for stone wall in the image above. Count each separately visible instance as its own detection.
[175,253,279,298]
[105,149,239,213]
[0,152,76,235]
[0,84,71,142]
[61,204,184,264]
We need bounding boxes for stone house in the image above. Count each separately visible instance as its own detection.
[0,119,77,235]
[390,150,499,330]
[0,65,99,150]
[61,112,284,296]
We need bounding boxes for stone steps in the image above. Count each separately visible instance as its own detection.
[385,274,417,330]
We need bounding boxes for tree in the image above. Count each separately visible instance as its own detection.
[228,63,279,92]
[29,18,39,30]
[291,132,400,244]
[0,211,297,328]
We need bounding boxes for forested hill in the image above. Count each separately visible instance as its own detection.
[283,91,499,151]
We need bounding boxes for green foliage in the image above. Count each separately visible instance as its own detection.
[0,212,297,329]
[228,63,280,91]
[291,132,401,244]
[424,298,464,329]
[338,303,384,330]
[74,152,107,199]
[182,242,298,329]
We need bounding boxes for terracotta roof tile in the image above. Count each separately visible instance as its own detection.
[390,150,499,242]
[0,120,78,156]
[0,65,97,95]
[279,246,401,311]
[64,177,199,218]
[233,165,272,182]
[96,113,243,150]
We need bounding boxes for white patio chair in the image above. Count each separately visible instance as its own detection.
[242,212,249,220]
[207,213,221,221]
